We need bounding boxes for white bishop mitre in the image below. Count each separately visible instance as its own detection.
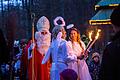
[36,16,50,31]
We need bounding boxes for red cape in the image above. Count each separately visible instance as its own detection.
[20,41,50,80]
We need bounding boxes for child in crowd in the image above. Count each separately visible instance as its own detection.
[88,52,101,80]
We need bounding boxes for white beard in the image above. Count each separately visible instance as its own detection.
[35,31,51,55]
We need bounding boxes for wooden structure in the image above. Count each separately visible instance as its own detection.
[89,0,120,25]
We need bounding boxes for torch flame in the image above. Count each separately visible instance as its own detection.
[95,29,101,39]
[89,31,93,41]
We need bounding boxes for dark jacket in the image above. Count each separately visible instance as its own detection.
[89,60,100,80]
[99,31,120,80]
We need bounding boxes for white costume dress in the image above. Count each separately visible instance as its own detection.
[42,36,68,80]
[67,41,92,80]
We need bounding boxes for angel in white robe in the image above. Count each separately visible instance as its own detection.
[66,28,92,80]
[42,16,68,80]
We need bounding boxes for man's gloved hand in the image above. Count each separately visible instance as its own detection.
[28,43,35,59]
[28,47,32,60]
[30,43,35,50]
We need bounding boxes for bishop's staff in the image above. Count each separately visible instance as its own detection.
[31,13,36,80]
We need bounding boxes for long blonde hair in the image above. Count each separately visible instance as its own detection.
[69,28,84,51]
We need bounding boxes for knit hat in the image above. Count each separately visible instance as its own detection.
[92,52,100,59]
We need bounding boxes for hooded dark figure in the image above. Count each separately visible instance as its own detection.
[89,52,100,80]
[99,6,120,80]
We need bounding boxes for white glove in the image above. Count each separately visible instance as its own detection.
[67,54,77,62]
[71,54,77,61]
[56,32,62,41]
[28,47,33,60]
[29,43,35,50]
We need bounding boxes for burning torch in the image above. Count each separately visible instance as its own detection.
[80,29,101,60]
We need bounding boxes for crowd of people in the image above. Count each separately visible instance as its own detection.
[0,6,120,80]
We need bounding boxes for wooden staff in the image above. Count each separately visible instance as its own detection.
[31,13,36,80]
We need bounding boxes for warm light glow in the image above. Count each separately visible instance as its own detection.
[89,19,111,25]
[109,4,119,7]
[95,29,101,39]
[95,5,100,10]
[89,31,93,41]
